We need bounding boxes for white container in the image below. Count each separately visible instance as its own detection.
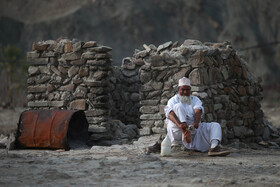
[160,135,171,156]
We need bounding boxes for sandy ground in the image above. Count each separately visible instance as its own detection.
[1,135,280,187]
[0,98,280,186]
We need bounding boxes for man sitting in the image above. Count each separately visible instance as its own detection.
[148,77,230,156]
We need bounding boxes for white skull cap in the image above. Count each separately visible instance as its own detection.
[178,77,191,87]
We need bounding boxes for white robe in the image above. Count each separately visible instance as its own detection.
[164,94,222,152]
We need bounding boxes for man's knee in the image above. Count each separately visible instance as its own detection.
[212,122,220,127]
[209,122,222,132]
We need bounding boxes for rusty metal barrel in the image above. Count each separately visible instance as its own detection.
[16,110,89,149]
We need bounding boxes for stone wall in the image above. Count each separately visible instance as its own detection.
[108,57,142,127]
[133,40,277,144]
[26,38,279,145]
[26,39,113,142]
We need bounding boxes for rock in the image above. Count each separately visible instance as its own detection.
[139,127,151,136]
[27,85,46,93]
[233,126,254,138]
[62,52,80,61]
[82,41,97,48]
[27,51,40,59]
[58,84,75,91]
[192,92,208,99]
[130,93,140,102]
[28,66,40,76]
[140,114,163,120]
[91,46,112,52]
[152,127,166,134]
[69,99,86,110]
[72,41,83,52]
[0,135,7,148]
[88,125,107,133]
[70,59,86,65]
[150,55,164,67]
[140,106,159,114]
[189,69,204,85]
[48,101,65,107]
[50,65,61,76]
[121,69,137,77]
[68,66,79,77]
[28,58,49,65]
[37,66,51,75]
[81,52,95,59]
[191,178,203,184]
[122,57,136,70]
[93,71,107,80]
[32,42,49,51]
[140,72,151,83]
[238,85,247,96]
[183,39,202,46]
[157,41,172,52]
[64,42,73,53]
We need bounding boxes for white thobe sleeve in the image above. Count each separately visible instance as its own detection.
[192,96,204,115]
[164,96,176,119]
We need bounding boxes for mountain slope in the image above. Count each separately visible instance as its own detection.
[0,0,279,84]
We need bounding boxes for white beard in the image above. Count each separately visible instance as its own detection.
[178,94,192,105]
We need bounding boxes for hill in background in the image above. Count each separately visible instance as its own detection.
[0,0,279,87]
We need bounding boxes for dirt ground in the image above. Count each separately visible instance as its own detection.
[0,135,280,187]
[0,94,280,186]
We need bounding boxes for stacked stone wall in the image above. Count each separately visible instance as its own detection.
[26,38,279,145]
[108,57,142,126]
[132,40,275,144]
[26,39,112,142]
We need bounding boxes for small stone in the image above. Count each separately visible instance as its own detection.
[27,51,40,59]
[191,178,203,183]
[62,52,81,61]
[157,41,172,52]
[28,66,40,76]
[237,85,246,96]
[78,67,88,77]
[69,99,87,110]
[58,84,75,91]
[81,52,95,59]
[50,65,61,76]
[32,43,49,51]
[93,71,107,80]
[48,101,65,107]
[121,69,137,77]
[139,127,151,136]
[73,41,83,52]
[91,46,112,52]
[130,93,140,102]
[70,59,86,65]
[68,66,79,77]
[64,42,73,53]
[82,41,97,48]
[28,58,49,65]
[122,57,136,70]
[140,114,163,120]
[28,101,48,107]
[150,55,164,67]
[27,85,46,93]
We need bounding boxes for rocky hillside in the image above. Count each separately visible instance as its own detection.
[0,0,279,85]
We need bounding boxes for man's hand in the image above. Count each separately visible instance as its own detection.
[178,122,188,131]
[193,123,199,129]
[184,130,191,143]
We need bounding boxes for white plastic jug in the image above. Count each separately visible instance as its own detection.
[160,135,171,156]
